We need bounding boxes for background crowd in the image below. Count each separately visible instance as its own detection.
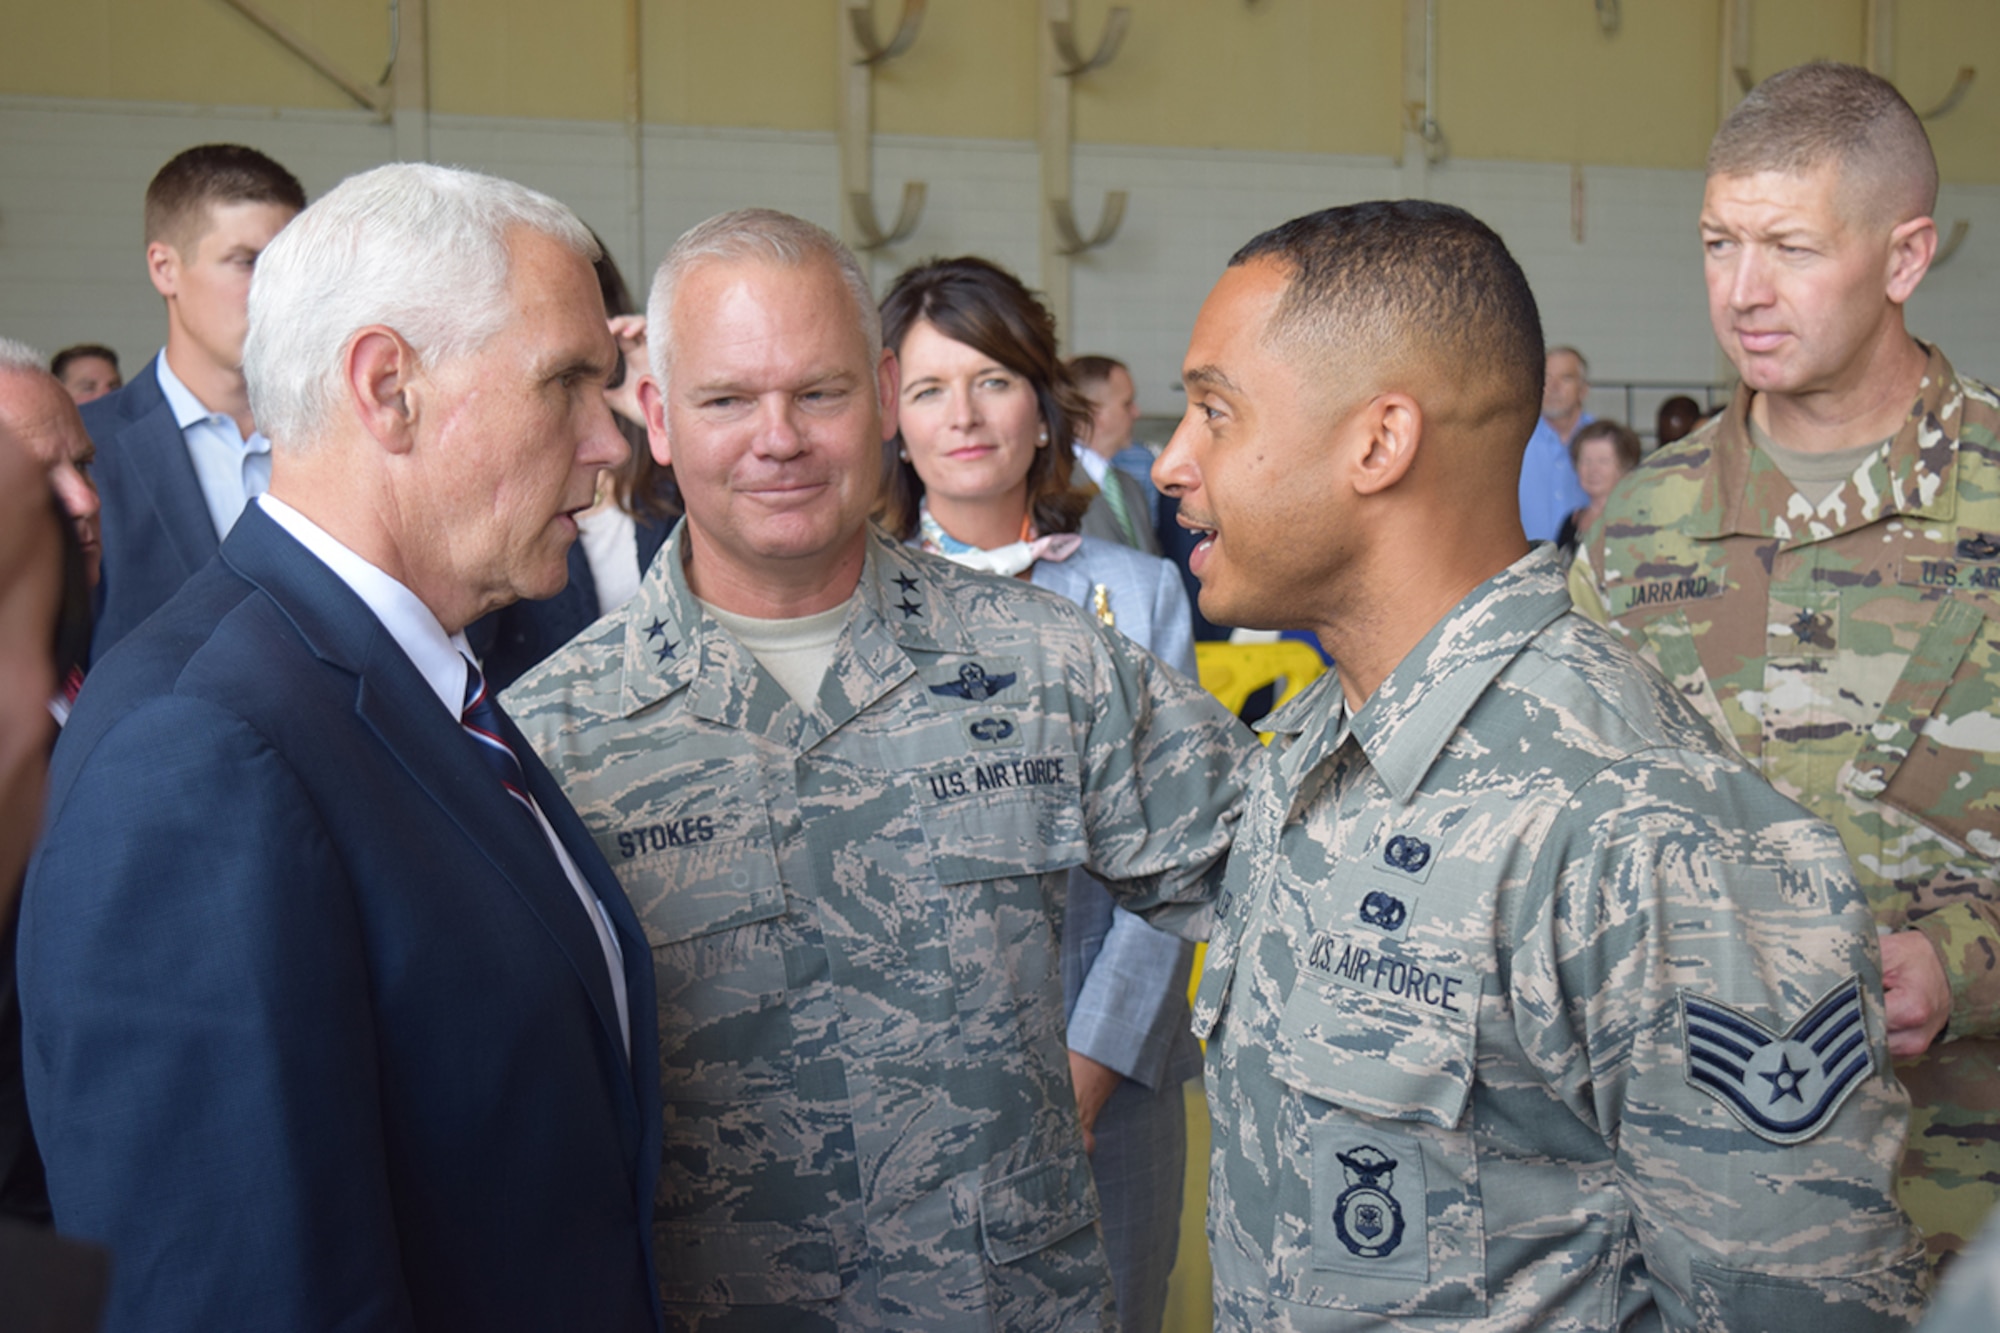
[0,47,1995,1333]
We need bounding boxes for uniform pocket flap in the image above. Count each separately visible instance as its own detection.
[1687,1244,1927,1332]
[977,1152,1100,1266]
[1274,952,1478,1130]
[917,761,1087,885]
[655,1217,841,1306]
[625,820,787,948]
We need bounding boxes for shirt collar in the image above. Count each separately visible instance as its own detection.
[1072,444,1111,484]
[1265,546,1572,804]
[152,350,230,432]
[616,520,976,724]
[1696,340,1963,543]
[258,495,471,716]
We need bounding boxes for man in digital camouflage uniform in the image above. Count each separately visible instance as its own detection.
[1569,62,1999,1264]
[1157,199,1927,1329]
[503,209,1256,1331]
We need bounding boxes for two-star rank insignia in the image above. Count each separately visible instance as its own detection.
[643,618,676,663]
[1681,976,1871,1144]
[929,661,1016,701]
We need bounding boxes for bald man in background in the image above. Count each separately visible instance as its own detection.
[1,340,101,598]
[0,429,106,1330]
[0,341,101,1233]
[1571,60,2000,1262]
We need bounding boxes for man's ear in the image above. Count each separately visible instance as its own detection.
[1885,215,1938,305]
[639,376,672,468]
[346,327,419,455]
[877,346,901,443]
[145,241,181,301]
[1349,393,1422,497]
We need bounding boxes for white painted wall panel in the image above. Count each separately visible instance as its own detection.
[2,95,1992,433]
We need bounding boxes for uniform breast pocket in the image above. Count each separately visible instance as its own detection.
[914,753,1088,886]
[619,811,795,1103]
[1264,959,1488,1318]
[916,764,1088,1035]
[1859,596,2000,860]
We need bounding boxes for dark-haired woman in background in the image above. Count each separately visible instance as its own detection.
[879,256,1198,1333]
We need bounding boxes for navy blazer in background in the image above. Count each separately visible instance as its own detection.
[469,512,674,692]
[21,505,663,1333]
[80,356,221,664]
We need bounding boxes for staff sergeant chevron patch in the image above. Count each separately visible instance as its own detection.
[1680,977,1872,1145]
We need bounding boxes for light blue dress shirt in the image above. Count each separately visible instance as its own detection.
[153,351,273,541]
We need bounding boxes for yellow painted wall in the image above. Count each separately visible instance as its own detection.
[0,0,1993,181]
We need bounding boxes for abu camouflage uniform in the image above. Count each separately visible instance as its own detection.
[504,524,1254,1331]
[1570,345,2000,1258]
[1199,547,1926,1331]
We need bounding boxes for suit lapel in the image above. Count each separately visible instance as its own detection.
[221,509,640,1102]
[1030,551,1091,608]
[562,539,598,626]
[121,361,221,577]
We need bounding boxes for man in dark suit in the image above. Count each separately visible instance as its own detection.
[21,163,659,1332]
[83,144,304,661]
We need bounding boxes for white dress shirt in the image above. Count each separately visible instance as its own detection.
[259,495,631,1057]
[154,352,273,541]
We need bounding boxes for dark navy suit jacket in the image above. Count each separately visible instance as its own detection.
[20,505,663,1332]
[81,356,221,663]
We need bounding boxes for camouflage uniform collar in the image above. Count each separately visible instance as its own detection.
[616,518,707,719]
[1271,546,1571,804]
[1698,341,1962,543]
[856,526,980,657]
[616,520,980,724]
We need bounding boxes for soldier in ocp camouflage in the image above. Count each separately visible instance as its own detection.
[1160,198,1927,1330]
[507,524,1252,1330]
[1568,62,2000,1261]
[1570,350,2000,1264]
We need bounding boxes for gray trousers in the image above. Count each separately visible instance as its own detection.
[1091,1072,1189,1333]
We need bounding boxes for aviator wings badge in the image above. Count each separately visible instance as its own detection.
[1680,976,1872,1145]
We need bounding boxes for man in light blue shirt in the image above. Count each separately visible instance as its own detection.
[81,144,304,660]
[1517,346,1593,542]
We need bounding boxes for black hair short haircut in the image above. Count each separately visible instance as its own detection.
[1228,199,1545,435]
[50,344,120,380]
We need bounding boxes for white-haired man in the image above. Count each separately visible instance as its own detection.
[505,209,1255,1330]
[20,164,659,1332]
[0,340,100,595]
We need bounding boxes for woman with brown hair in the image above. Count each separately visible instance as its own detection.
[879,255,1198,1333]
[1557,418,1643,559]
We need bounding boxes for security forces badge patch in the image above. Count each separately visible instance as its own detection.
[1311,1121,1428,1281]
[1680,976,1872,1145]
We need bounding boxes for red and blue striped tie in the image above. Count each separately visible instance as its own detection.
[459,655,535,817]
